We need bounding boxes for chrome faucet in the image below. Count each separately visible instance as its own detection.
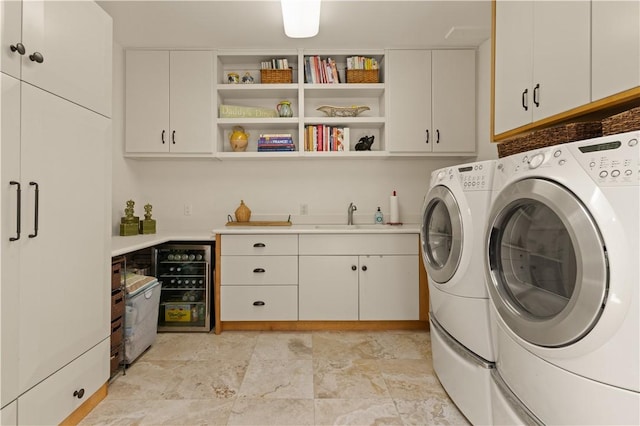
[347,202,357,225]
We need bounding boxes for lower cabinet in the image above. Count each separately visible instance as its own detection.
[221,286,298,321]
[17,339,109,425]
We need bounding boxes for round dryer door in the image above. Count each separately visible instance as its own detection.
[486,178,608,347]
[421,185,463,284]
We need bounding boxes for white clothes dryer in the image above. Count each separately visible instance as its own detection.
[421,159,496,425]
[485,131,640,425]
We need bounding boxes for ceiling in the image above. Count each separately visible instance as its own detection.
[97,0,492,50]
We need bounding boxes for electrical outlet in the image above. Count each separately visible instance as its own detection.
[184,204,193,216]
[300,203,308,215]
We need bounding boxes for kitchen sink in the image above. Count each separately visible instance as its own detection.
[312,224,392,230]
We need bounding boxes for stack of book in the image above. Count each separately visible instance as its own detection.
[304,125,349,152]
[257,134,295,152]
[261,58,290,69]
[304,56,340,84]
[346,56,379,70]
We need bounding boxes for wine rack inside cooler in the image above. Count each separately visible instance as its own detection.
[153,244,212,332]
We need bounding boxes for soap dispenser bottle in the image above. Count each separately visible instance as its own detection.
[374,207,384,224]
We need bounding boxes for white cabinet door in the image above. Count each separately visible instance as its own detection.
[21,0,112,117]
[18,339,109,426]
[387,49,432,153]
[125,50,213,155]
[18,83,110,394]
[299,256,359,320]
[431,50,476,153]
[125,50,170,153]
[359,255,419,320]
[0,74,21,408]
[532,0,590,122]
[592,0,640,101]
[0,0,22,79]
[494,0,534,135]
[170,50,213,154]
[0,400,17,426]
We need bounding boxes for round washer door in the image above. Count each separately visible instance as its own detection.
[421,185,463,284]
[486,178,608,347]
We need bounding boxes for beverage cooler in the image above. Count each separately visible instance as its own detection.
[152,243,213,332]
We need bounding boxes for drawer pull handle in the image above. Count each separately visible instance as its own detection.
[73,388,85,399]
[253,268,265,273]
[253,243,266,248]
[361,265,368,271]
[253,301,265,306]
[351,265,357,271]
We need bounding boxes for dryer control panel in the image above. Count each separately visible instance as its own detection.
[458,160,495,191]
[568,131,639,186]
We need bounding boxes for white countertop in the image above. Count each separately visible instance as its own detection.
[111,224,420,257]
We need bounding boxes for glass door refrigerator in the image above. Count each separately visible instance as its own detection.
[152,243,213,332]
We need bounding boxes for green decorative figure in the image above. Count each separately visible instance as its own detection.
[119,199,140,236]
[139,203,157,234]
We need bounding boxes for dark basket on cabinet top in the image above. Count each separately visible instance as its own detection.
[601,106,640,136]
[260,68,293,84]
[346,69,379,84]
[497,121,603,158]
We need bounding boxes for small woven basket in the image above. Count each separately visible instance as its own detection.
[260,68,293,84]
[497,122,603,158]
[346,69,379,84]
[601,106,640,136]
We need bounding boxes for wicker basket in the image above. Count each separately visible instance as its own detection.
[601,106,640,136]
[346,69,379,84]
[260,68,293,84]
[497,122,603,158]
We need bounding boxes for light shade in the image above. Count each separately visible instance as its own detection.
[281,0,321,38]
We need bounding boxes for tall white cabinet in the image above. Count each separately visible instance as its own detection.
[1,1,112,424]
[386,49,476,154]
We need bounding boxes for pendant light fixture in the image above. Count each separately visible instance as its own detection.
[281,0,321,38]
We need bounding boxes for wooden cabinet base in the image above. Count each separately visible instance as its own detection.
[220,320,429,333]
[60,382,108,426]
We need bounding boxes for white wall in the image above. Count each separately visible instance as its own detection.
[111,42,495,233]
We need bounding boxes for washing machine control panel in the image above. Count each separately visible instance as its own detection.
[568,131,639,186]
[458,162,494,191]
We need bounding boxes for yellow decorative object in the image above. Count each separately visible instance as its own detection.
[229,126,249,152]
[234,200,251,222]
[119,199,139,236]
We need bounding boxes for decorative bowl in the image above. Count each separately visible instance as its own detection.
[317,105,370,117]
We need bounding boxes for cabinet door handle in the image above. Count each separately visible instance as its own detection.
[533,84,540,107]
[253,268,265,273]
[10,43,25,55]
[425,129,429,144]
[436,129,440,144]
[172,130,176,144]
[361,265,368,271]
[28,51,44,63]
[73,388,85,399]
[253,300,265,306]
[351,265,357,271]
[9,181,21,241]
[161,130,166,144]
[28,182,39,238]
[253,243,266,248]
[521,88,528,111]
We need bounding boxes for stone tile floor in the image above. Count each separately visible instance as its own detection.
[80,330,470,425]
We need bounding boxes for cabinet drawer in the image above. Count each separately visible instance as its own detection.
[110,346,123,375]
[110,317,123,350]
[221,234,298,255]
[111,259,123,291]
[299,234,418,255]
[221,286,298,321]
[18,338,109,425]
[221,256,298,285]
[111,289,125,320]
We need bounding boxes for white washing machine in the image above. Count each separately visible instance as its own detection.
[421,159,496,425]
[485,130,640,425]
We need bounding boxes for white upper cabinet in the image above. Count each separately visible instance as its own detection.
[387,49,476,155]
[3,0,113,117]
[591,0,640,101]
[494,0,591,137]
[125,50,214,156]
